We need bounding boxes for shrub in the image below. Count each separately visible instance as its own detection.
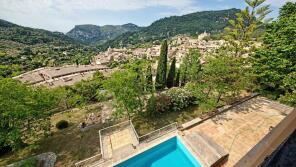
[146,94,157,116]
[146,93,171,115]
[56,120,69,130]
[165,87,195,111]
[17,157,38,167]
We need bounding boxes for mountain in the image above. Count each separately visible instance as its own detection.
[66,23,141,44]
[0,19,96,78]
[100,8,240,49]
[0,19,76,45]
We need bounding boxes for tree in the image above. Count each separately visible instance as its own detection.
[54,71,105,110]
[186,49,202,82]
[252,2,296,105]
[124,59,151,92]
[175,68,180,87]
[146,65,153,92]
[224,0,271,57]
[202,52,251,104]
[0,79,59,150]
[155,40,168,90]
[179,49,202,86]
[104,70,145,118]
[167,57,176,88]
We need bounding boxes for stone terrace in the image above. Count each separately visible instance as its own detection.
[182,96,293,167]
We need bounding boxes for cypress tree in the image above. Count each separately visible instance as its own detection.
[146,65,153,92]
[167,57,176,88]
[175,68,180,87]
[155,40,168,90]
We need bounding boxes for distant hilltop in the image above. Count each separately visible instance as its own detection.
[66,23,142,44]
[65,8,240,48]
[99,8,240,50]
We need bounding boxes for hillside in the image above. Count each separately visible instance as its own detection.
[0,19,96,78]
[0,19,76,45]
[100,8,240,49]
[66,23,141,44]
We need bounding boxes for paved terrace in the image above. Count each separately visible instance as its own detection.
[182,96,293,167]
[75,96,293,167]
[99,121,139,160]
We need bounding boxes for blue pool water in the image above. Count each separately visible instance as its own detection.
[115,137,202,167]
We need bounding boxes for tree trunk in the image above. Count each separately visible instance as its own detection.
[216,92,222,104]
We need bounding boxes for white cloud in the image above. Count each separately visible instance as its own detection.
[0,0,293,32]
[0,0,197,32]
[0,0,196,12]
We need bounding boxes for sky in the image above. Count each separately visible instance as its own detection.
[0,0,294,33]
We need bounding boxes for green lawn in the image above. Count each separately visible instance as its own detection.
[0,104,103,167]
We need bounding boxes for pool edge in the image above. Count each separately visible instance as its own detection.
[111,132,205,167]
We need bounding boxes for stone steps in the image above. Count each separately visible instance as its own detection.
[184,131,229,167]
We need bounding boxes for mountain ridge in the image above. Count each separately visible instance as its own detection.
[0,19,77,45]
[99,8,240,49]
[66,23,142,44]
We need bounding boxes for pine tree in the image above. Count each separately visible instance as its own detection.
[146,65,153,92]
[224,0,271,57]
[167,57,176,88]
[179,56,188,86]
[155,40,168,90]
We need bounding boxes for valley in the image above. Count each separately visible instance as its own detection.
[0,1,295,167]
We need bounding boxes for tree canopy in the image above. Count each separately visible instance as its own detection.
[155,40,168,90]
[252,2,296,105]
[167,57,176,88]
[103,69,145,118]
[0,79,59,150]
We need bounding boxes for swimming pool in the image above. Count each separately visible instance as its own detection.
[114,137,202,167]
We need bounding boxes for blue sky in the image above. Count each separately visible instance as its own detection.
[0,0,294,33]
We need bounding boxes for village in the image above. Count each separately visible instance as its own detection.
[93,32,224,67]
[14,33,225,88]
[1,1,295,167]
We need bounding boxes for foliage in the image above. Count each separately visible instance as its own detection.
[0,79,59,150]
[155,40,168,90]
[0,19,98,78]
[72,72,104,102]
[0,19,75,45]
[174,68,180,87]
[53,72,105,109]
[224,0,271,57]
[167,57,176,88]
[203,53,251,103]
[100,8,240,49]
[180,49,202,83]
[165,88,195,112]
[146,65,153,92]
[104,70,145,118]
[147,94,171,115]
[56,120,69,130]
[252,2,296,105]
[185,82,208,102]
[146,94,157,117]
[66,23,141,44]
[146,88,196,116]
[124,59,152,93]
[16,157,38,167]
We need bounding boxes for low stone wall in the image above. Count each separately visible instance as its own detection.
[180,93,259,131]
